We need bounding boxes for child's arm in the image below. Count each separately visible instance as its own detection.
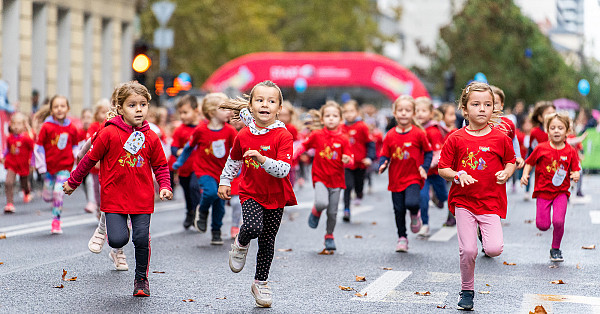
[378,157,390,174]
[513,136,525,169]
[151,161,173,200]
[33,144,46,174]
[439,167,478,187]
[219,157,243,200]
[172,142,192,170]
[495,162,516,184]
[77,138,92,163]
[63,154,97,195]
[419,151,433,179]
[520,163,533,186]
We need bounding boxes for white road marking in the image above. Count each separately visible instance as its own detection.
[428,226,457,242]
[571,195,592,205]
[353,270,412,301]
[590,211,600,224]
[520,294,600,314]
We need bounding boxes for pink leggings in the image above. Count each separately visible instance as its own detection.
[456,207,503,290]
[536,194,568,250]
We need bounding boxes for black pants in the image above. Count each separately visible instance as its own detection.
[106,213,151,280]
[179,174,201,220]
[344,168,366,209]
[392,184,421,238]
[237,199,283,281]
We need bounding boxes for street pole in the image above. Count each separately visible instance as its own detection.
[152,1,175,106]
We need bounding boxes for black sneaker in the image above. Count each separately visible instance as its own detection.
[210,230,223,245]
[343,208,350,222]
[550,248,564,262]
[133,277,150,297]
[457,290,474,311]
[183,212,194,229]
[193,206,208,233]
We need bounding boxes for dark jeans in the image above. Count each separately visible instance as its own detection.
[197,175,225,231]
[105,213,151,280]
[179,173,200,220]
[419,174,448,225]
[392,184,421,238]
[344,168,366,209]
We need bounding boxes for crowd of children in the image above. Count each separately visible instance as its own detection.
[2,78,596,310]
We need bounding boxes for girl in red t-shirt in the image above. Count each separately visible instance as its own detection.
[34,95,79,234]
[64,81,173,297]
[521,113,580,263]
[379,95,432,252]
[301,101,352,251]
[218,80,297,308]
[279,101,299,186]
[2,112,34,213]
[529,101,556,151]
[438,82,516,311]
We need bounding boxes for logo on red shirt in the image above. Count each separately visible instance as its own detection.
[319,146,338,160]
[461,148,488,170]
[118,150,146,168]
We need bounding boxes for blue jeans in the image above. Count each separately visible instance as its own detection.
[197,175,225,231]
[419,174,448,225]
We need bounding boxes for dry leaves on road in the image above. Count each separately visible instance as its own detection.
[486,284,492,287]
[503,261,516,266]
[354,235,363,239]
[61,269,77,281]
[549,265,558,269]
[529,305,547,314]
[415,291,431,296]
[152,271,165,274]
[0,233,6,239]
[582,245,596,250]
[318,249,334,255]
[524,219,534,224]
[277,248,293,252]
[182,299,195,302]
[0,262,3,265]
[355,276,366,282]
[478,291,490,294]
[437,305,447,309]
[339,286,354,291]
[53,284,64,289]
[216,297,227,300]
[550,280,566,284]
[382,267,393,270]
[354,292,367,297]
[577,264,583,270]
[536,233,543,237]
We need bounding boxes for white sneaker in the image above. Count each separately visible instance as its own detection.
[109,248,129,271]
[229,238,249,273]
[251,281,272,307]
[88,228,106,253]
[417,224,430,238]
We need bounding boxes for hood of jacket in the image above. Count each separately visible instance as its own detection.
[44,115,71,126]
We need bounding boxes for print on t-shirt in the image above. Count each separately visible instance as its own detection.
[461,146,490,171]
[54,133,69,150]
[392,142,412,160]
[319,145,339,160]
[210,139,226,158]
[118,144,146,168]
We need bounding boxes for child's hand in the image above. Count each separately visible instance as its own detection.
[570,171,580,183]
[341,154,352,164]
[243,150,266,164]
[218,185,231,200]
[0,158,4,164]
[362,158,372,167]
[176,148,183,157]
[62,181,75,195]
[159,189,173,201]
[378,160,389,174]
[520,173,529,186]
[515,157,525,169]
[457,173,477,187]
[418,166,427,180]
[495,170,510,184]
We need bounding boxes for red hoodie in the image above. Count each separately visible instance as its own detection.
[37,117,79,174]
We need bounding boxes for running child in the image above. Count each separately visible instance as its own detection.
[302,101,352,251]
[341,100,376,222]
[438,82,516,311]
[173,92,236,245]
[379,95,432,252]
[490,86,524,169]
[64,81,173,297]
[218,80,297,308]
[529,101,556,151]
[521,113,580,262]
[35,95,79,234]
[2,112,34,213]
[227,118,246,239]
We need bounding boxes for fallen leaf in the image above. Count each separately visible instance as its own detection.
[318,249,334,255]
[277,248,293,252]
[371,222,377,225]
[355,276,366,282]
[577,264,582,270]
[53,284,64,289]
[382,267,393,270]
[339,285,354,291]
[182,299,195,302]
[478,291,490,294]
[550,280,566,284]
[503,261,516,266]
[152,271,165,274]
[415,291,431,296]
[529,305,548,314]
[0,262,3,265]
[65,277,77,281]
[549,265,558,269]
[582,245,596,250]
[61,269,67,281]
[0,233,5,239]
[216,297,227,300]
[437,305,447,309]
[354,235,363,239]
[485,284,491,287]
[536,233,543,237]
[354,292,367,297]
[36,210,42,216]
[524,219,534,224]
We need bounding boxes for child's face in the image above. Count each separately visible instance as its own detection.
[342,105,358,123]
[547,118,567,144]
[493,93,503,111]
[51,97,69,121]
[178,103,198,125]
[11,118,25,134]
[229,118,245,131]
[464,91,493,128]
[120,93,149,127]
[322,106,341,130]
[394,100,414,128]
[81,111,93,128]
[279,107,291,124]
[250,86,281,127]
[443,106,456,128]
[213,107,231,124]
[96,106,108,122]
[522,119,533,133]
[415,103,432,125]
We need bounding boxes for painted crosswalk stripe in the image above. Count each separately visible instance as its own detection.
[520,294,600,313]
[590,211,600,224]
[428,226,457,242]
[353,271,412,301]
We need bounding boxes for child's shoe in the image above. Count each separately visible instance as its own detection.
[23,193,33,203]
[353,198,362,206]
[410,212,422,233]
[194,207,208,233]
[133,277,150,297]
[550,248,564,262]
[4,203,15,214]
[324,234,336,251]
[230,226,240,239]
[417,224,430,237]
[457,290,474,311]
[109,248,129,271]
[51,218,63,234]
[229,237,249,273]
[395,237,408,252]
[84,201,97,213]
[308,207,321,229]
[343,208,351,222]
[88,228,106,253]
[444,214,456,227]
[251,280,272,307]
[211,230,224,245]
[183,212,194,229]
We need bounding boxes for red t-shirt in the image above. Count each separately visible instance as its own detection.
[229,127,297,209]
[5,133,34,176]
[286,123,298,141]
[37,120,79,174]
[496,117,516,140]
[170,124,197,177]
[302,127,352,189]
[188,122,237,182]
[526,142,580,199]
[529,126,547,149]
[381,127,432,192]
[515,129,528,158]
[439,128,516,218]
[424,123,444,176]
[370,129,384,158]
[342,120,371,169]
[87,120,168,214]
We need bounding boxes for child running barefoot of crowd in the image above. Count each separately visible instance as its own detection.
[173,93,236,245]
[218,80,297,307]
[521,113,580,262]
[2,112,34,213]
[379,95,432,252]
[302,101,352,251]
[438,82,516,311]
[64,81,173,297]
[35,95,79,234]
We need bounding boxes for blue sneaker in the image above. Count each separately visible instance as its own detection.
[308,212,320,229]
[343,208,350,222]
[324,235,336,250]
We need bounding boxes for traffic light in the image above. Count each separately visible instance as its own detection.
[132,41,151,86]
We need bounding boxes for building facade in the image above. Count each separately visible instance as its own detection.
[0,0,136,114]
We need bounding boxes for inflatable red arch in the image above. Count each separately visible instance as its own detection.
[201,52,430,101]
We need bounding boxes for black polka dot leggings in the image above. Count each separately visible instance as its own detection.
[237,199,284,281]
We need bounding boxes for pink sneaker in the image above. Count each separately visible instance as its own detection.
[4,203,15,213]
[395,237,408,252]
[23,193,33,203]
[230,226,240,239]
[410,212,422,233]
[84,201,97,213]
[51,218,63,234]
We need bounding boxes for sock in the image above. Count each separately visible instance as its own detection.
[311,207,321,217]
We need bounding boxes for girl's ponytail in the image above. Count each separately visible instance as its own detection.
[219,95,250,121]
[307,109,323,130]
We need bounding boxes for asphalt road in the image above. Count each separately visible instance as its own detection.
[1,173,600,313]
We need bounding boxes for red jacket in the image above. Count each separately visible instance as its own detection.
[37,117,79,174]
